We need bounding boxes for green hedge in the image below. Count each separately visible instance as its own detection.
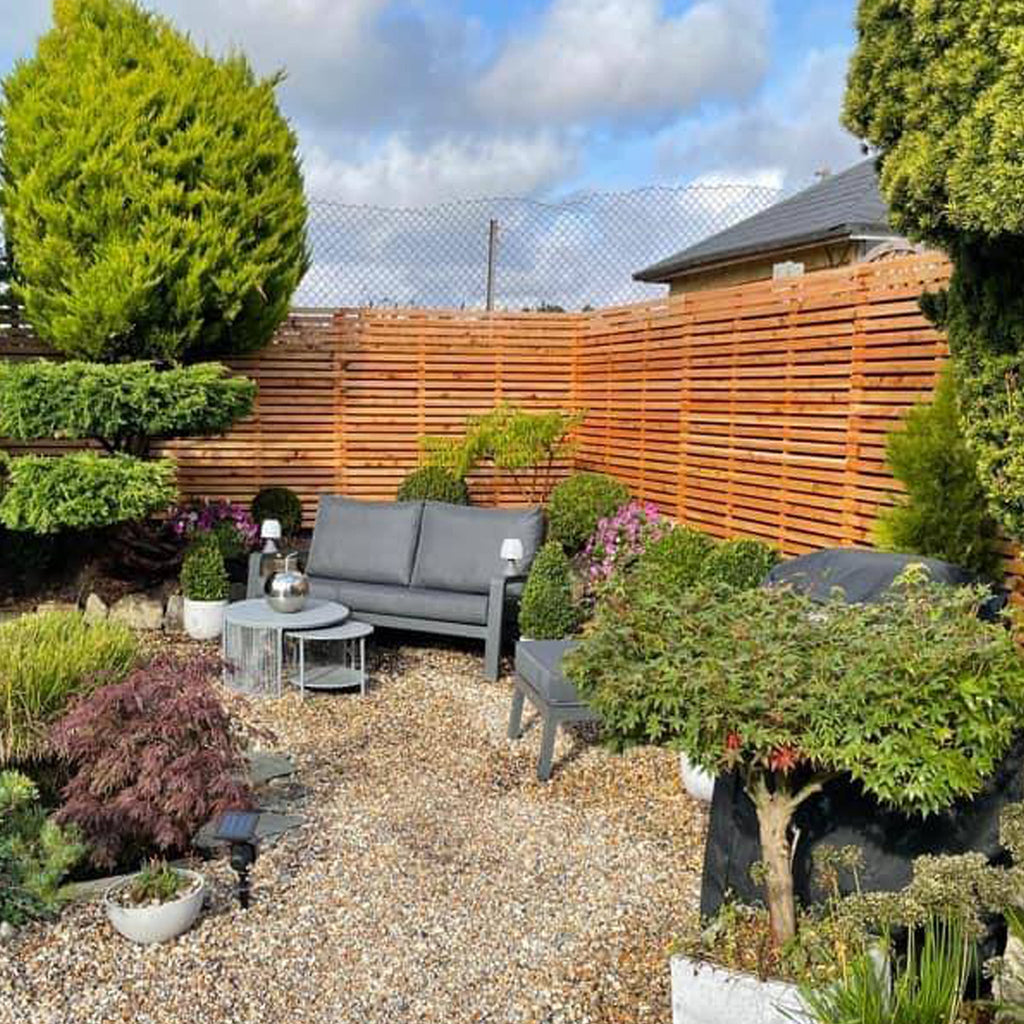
[396,466,470,505]
[252,486,304,535]
[0,361,255,450]
[519,541,580,639]
[0,453,177,533]
[0,611,139,765]
[546,472,630,553]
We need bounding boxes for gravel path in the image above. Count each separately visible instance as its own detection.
[1,639,706,1024]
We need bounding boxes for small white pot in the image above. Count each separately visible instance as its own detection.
[679,753,716,803]
[183,598,227,641]
[671,955,810,1024]
[104,869,205,945]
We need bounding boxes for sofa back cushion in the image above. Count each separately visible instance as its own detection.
[307,496,424,586]
[411,502,545,594]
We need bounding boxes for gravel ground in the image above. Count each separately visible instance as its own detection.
[0,637,707,1024]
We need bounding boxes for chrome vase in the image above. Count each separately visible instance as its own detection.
[264,553,310,613]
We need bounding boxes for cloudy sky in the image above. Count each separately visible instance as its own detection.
[0,1,865,308]
[0,0,863,206]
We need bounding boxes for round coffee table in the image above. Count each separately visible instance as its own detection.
[222,599,349,698]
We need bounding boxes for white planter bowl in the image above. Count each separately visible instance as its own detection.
[679,753,716,803]
[104,869,205,945]
[671,955,810,1024]
[183,598,228,641]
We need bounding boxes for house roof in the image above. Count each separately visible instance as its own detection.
[633,159,893,283]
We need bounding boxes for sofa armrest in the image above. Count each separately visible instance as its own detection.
[484,574,528,680]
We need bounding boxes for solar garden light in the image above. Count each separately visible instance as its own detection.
[500,537,524,576]
[213,809,261,909]
[260,518,282,554]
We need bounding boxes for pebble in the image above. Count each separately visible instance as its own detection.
[0,638,707,1024]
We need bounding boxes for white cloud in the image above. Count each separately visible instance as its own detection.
[303,133,576,207]
[476,0,771,123]
[655,46,863,189]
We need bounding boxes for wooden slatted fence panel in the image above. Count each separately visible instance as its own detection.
[334,307,581,505]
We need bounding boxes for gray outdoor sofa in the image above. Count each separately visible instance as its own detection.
[248,497,545,680]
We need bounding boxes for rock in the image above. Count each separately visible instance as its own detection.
[164,593,184,633]
[246,751,295,786]
[0,921,16,944]
[34,600,79,617]
[109,592,164,632]
[83,592,109,625]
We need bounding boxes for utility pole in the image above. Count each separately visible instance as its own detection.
[485,218,498,311]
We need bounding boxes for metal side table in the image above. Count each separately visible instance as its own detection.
[286,621,374,698]
[223,599,349,698]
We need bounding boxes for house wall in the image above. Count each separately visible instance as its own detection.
[666,239,868,295]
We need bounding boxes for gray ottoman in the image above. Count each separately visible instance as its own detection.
[509,639,600,781]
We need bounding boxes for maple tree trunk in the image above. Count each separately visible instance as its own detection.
[753,786,798,948]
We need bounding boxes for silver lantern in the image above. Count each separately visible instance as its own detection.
[264,553,310,613]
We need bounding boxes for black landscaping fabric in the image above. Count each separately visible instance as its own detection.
[700,547,1014,921]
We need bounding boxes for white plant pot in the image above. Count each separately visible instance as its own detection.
[671,955,810,1024]
[183,598,227,641]
[679,753,716,803]
[104,869,205,945]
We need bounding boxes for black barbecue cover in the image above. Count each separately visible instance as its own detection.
[701,547,1014,920]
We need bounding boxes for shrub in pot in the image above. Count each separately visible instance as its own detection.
[546,472,629,554]
[180,540,229,640]
[104,859,205,945]
[251,486,305,536]
[50,652,253,871]
[567,567,1024,953]
[519,540,580,639]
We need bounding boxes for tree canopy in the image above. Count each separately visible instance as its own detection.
[0,0,309,362]
[844,0,1024,540]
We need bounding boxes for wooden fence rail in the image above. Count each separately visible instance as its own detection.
[6,253,1016,590]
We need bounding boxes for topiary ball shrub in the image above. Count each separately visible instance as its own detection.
[519,540,580,639]
[251,486,304,536]
[547,472,630,553]
[180,539,229,602]
[396,466,471,505]
[0,611,139,766]
[50,652,254,870]
[701,537,780,590]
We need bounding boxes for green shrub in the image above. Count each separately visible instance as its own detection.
[843,3,1024,542]
[251,486,305,535]
[180,540,228,601]
[0,361,255,453]
[0,0,308,362]
[567,568,1024,948]
[0,611,139,764]
[519,541,580,639]
[701,537,780,590]
[422,404,584,504]
[628,524,715,601]
[0,770,84,925]
[0,452,177,534]
[546,472,630,553]
[875,368,999,578]
[396,466,470,505]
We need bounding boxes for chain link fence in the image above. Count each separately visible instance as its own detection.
[297,183,784,310]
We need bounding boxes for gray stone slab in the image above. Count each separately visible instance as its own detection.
[246,751,295,786]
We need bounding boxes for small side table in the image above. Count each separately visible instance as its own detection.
[286,621,374,698]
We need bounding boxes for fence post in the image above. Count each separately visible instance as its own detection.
[485,219,498,311]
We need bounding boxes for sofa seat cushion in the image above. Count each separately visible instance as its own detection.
[308,576,489,625]
[411,502,545,594]
[515,639,584,706]
[306,497,424,586]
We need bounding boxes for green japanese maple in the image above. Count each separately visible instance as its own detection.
[566,568,1024,948]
